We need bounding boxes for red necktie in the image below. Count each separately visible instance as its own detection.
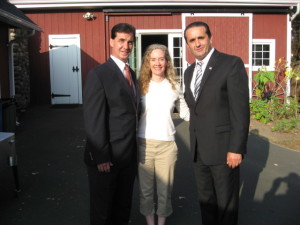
[124,64,134,96]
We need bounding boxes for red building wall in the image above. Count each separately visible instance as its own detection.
[26,11,106,104]
[24,11,289,104]
[185,16,249,65]
[252,14,288,97]
[253,14,287,61]
[107,13,181,30]
[25,11,182,104]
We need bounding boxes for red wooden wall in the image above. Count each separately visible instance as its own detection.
[24,11,289,104]
[26,11,106,104]
[0,22,9,98]
[184,16,249,65]
[253,14,287,61]
[252,14,288,96]
[107,13,181,30]
[26,12,181,104]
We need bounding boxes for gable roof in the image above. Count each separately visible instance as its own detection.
[0,0,41,31]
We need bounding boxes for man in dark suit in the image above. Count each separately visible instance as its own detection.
[83,23,138,225]
[183,21,250,225]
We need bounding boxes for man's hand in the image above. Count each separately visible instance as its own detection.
[227,152,242,169]
[97,162,113,173]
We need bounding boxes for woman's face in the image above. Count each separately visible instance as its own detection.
[149,49,167,77]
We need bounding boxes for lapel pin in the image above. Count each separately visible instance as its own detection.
[209,67,212,70]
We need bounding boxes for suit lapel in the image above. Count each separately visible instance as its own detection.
[195,50,220,103]
[185,63,196,104]
[108,58,138,109]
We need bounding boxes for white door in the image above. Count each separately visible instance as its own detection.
[49,34,82,104]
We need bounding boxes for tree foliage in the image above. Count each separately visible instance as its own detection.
[291,14,300,101]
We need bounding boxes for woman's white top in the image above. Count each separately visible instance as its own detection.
[137,79,190,141]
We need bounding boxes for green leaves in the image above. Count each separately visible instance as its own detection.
[250,97,300,131]
[254,66,275,99]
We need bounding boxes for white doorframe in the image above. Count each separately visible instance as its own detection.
[135,29,182,74]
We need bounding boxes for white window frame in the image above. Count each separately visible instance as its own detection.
[252,39,276,71]
[135,29,182,75]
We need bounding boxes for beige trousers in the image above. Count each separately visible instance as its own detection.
[138,138,178,217]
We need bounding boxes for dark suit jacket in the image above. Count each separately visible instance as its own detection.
[83,57,138,168]
[184,49,250,165]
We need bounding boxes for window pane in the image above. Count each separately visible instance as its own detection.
[255,59,262,65]
[256,52,262,58]
[174,38,179,46]
[263,52,270,58]
[263,59,269,66]
[256,45,262,51]
[263,45,270,51]
[174,48,180,56]
[174,58,180,67]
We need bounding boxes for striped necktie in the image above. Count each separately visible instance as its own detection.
[194,61,203,99]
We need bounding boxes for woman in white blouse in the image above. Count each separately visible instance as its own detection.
[137,44,190,225]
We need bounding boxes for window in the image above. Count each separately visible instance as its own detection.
[171,37,183,82]
[252,39,275,71]
[168,34,183,85]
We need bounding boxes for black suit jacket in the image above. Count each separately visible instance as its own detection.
[83,57,139,168]
[184,50,250,165]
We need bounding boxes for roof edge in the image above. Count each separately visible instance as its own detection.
[8,0,300,10]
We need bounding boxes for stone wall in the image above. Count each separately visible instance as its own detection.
[9,28,31,109]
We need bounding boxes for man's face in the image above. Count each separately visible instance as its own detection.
[110,32,134,63]
[185,26,212,61]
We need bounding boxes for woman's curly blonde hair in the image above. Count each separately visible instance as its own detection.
[138,44,177,95]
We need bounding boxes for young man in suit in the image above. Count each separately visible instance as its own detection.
[183,21,250,225]
[83,23,138,225]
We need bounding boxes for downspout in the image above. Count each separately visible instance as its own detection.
[7,29,35,98]
[286,3,300,100]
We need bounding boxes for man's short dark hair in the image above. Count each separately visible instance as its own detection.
[184,21,212,43]
[111,23,136,42]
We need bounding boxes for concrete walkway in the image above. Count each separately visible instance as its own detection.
[0,105,299,225]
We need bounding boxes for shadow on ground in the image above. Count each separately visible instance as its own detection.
[0,105,299,225]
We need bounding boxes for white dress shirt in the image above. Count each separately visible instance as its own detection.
[110,55,136,94]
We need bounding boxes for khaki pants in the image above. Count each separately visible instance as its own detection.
[138,138,177,217]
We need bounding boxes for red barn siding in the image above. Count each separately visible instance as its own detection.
[23,11,289,104]
[253,14,287,61]
[0,22,10,98]
[25,11,106,104]
[185,16,249,65]
[252,14,288,97]
[25,12,182,103]
[107,13,181,30]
